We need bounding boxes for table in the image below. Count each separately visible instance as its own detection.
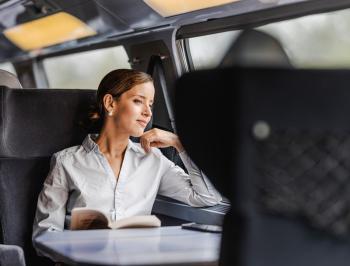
[34,226,221,266]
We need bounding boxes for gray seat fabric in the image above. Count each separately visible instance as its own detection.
[0,69,22,89]
[0,244,26,266]
[0,70,26,266]
[0,88,96,265]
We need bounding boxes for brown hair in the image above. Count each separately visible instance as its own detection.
[90,69,153,127]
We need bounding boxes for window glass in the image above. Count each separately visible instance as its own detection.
[44,46,131,89]
[188,31,241,70]
[257,9,350,68]
[0,62,16,75]
[187,8,350,69]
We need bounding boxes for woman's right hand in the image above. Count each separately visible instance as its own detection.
[140,128,184,153]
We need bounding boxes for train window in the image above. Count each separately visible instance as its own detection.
[187,31,241,70]
[43,46,131,89]
[186,8,350,70]
[0,62,16,75]
[257,9,350,68]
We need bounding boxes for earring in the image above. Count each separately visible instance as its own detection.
[108,111,113,116]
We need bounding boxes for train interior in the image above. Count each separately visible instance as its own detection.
[1,0,350,265]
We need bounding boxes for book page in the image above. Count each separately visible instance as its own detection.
[70,208,109,230]
[109,215,161,229]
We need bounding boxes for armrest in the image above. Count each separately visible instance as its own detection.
[152,195,230,225]
[0,244,26,266]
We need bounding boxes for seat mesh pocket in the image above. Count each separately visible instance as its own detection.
[256,129,350,236]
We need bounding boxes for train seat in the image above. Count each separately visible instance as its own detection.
[175,67,350,266]
[0,69,23,89]
[0,70,26,266]
[0,88,96,265]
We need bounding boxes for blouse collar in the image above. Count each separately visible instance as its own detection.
[82,134,143,154]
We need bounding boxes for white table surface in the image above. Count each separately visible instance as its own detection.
[34,226,221,266]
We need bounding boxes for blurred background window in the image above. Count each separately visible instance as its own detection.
[187,8,350,70]
[257,9,350,68]
[188,31,241,70]
[44,45,131,89]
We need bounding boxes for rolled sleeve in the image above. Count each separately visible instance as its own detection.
[32,154,69,240]
[158,150,222,207]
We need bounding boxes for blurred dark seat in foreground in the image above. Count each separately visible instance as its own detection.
[175,67,350,266]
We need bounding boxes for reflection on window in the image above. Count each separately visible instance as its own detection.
[257,9,350,68]
[0,62,16,74]
[44,46,131,89]
[187,8,350,69]
[188,31,241,70]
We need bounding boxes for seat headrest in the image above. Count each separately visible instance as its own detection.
[220,29,291,68]
[0,88,96,158]
[0,69,22,88]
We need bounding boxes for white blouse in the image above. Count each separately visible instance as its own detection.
[33,134,222,238]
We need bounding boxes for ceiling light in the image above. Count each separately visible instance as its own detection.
[4,12,96,51]
[144,0,239,17]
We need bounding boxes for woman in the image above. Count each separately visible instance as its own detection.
[33,69,221,238]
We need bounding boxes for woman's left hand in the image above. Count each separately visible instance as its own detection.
[140,128,184,153]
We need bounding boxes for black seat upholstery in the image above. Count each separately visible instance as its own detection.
[0,88,96,265]
[175,67,350,266]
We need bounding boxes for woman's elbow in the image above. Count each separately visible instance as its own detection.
[205,194,222,206]
[188,193,222,207]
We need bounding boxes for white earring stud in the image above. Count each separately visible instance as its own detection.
[108,111,113,116]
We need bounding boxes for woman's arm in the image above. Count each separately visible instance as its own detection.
[140,128,222,207]
[32,154,69,240]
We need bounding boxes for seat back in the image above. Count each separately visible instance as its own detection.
[220,29,291,68]
[175,67,350,266]
[0,69,22,89]
[0,88,96,265]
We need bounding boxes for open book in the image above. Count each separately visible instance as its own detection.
[70,208,161,230]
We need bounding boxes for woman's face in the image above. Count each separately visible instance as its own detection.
[112,81,155,137]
